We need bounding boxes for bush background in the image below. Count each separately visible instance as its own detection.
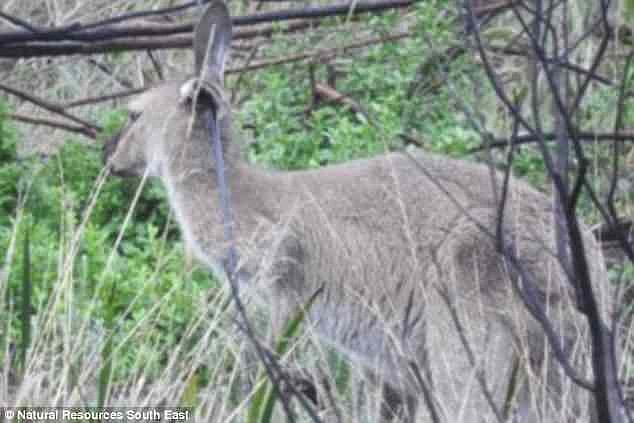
[1,0,632,420]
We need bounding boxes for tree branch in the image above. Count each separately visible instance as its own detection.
[7,113,97,139]
[62,87,147,109]
[0,82,101,131]
[0,0,414,46]
[0,20,316,58]
[470,131,634,151]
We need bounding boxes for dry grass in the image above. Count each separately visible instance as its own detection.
[2,1,634,421]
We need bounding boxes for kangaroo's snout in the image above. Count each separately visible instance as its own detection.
[103,130,121,168]
[103,115,146,177]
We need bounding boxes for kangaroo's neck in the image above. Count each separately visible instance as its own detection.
[162,154,288,266]
[225,161,288,226]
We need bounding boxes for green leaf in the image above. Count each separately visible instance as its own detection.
[98,332,113,407]
[247,287,323,423]
[98,285,117,407]
[181,371,200,408]
[19,220,32,374]
[626,0,634,21]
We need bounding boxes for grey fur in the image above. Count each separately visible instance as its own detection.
[104,2,612,421]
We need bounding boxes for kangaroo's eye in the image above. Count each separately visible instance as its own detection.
[129,111,142,123]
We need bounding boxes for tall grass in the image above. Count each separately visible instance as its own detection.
[1,0,633,421]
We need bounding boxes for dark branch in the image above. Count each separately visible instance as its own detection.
[0,0,414,46]
[471,131,634,152]
[62,87,147,109]
[0,82,101,131]
[7,113,97,139]
[0,11,40,33]
[0,21,314,58]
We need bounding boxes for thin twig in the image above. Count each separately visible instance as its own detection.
[608,51,634,221]
[62,87,147,109]
[470,131,634,152]
[80,0,212,31]
[7,113,97,139]
[230,42,262,104]
[313,83,370,120]
[0,82,101,131]
[87,58,134,89]
[147,50,164,81]
[226,31,413,74]
[0,11,40,32]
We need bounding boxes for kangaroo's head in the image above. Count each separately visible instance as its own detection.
[104,0,234,177]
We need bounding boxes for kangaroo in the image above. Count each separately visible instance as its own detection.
[104,2,612,421]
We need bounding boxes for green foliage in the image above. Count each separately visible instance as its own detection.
[240,0,480,173]
[98,315,114,407]
[180,371,201,408]
[0,99,21,223]
[19,221,31,374]
[0,105,217,382]
[626,0,634,23]
[99,109,128,144]
[247,289,321,423]
[512,148,548,186]
[328,349,351,395]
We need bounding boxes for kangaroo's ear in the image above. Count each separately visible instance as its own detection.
[194,1,232,82]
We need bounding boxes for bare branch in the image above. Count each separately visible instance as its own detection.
[470,131,634,151]
[0,21,314,58]
[62,87,147,109]
[466,0,628,420]
[7,113,97,139]
[0,11,39,32]
[0,0,415,46]
[0,82,101,131]
[312,83,369,119]
[0,0,519,59]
